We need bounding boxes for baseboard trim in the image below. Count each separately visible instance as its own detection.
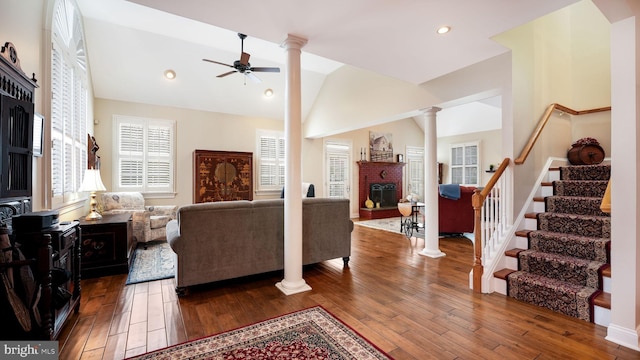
[605,323,640,351]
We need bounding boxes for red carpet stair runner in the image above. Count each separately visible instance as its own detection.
[499,164,610,322]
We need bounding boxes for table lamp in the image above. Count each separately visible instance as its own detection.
[78,168,106,220]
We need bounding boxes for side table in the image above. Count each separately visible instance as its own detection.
[78,213,134,278]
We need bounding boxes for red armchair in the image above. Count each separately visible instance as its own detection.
[438,186,476,234]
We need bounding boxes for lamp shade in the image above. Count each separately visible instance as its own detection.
[78,169,106,192]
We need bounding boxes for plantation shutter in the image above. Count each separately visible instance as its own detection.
[325,140,351,199]
[450,142,479,186]
[119,122,144,187]
[51,0,89,206]
[114,116,175,194]
[406,146,424,200]
[257,130,285,191]
[147,124,172,188]
[51,46,64,198]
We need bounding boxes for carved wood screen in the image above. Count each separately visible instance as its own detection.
[193,150,253,203]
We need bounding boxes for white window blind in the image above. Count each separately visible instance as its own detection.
[256,130,285,191]
[51,0,88,206]
[406,146,424,200]
[450,142,479,186]
[113,116,175,195]
[325,140,351,199]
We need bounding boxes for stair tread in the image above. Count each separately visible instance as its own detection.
[509,271,596,290]
[533,196,545,202]
[541,181,553,186]
[525,212,538,219]
[515,230,532,237]
[494,268,516,280]
[528,229,610,240]
[505,248,526,257]
[601,264,611,277]
[593,291,611,309]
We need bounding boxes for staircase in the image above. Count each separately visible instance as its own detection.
[494,164,611,324]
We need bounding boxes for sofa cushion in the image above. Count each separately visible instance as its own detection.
[150,215,172,229]
[101,192,145,211]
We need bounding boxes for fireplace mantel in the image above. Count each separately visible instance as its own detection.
[357,161,405,219]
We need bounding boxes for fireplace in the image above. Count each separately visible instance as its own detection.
[357,161,405,219]
[370,183,397,208]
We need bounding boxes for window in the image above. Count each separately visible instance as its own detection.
[450,142,479,185]
[256,130,285,192]
[324,139,351,199]
[51,0,88,206]
[113,115,176,196]
[406,146,424,200]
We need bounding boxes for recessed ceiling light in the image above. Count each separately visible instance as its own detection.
[437,26,451,35]
[264,88,274,97]
[164,69,176,80]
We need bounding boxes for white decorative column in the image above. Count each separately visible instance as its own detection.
[419,107,445,258]
[275,34,311,295]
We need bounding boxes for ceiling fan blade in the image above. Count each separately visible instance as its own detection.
[203,58,234,68]
[245,72,262,83]
[240,52,250,66]
[250,67,280,73]
[217,70,237,78]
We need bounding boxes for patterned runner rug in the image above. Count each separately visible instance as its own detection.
[125,241,175,285]
[125,306,392,359]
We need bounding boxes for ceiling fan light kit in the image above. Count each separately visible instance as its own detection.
[203,33,280,83]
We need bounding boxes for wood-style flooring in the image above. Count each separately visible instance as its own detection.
[57,222,638,359]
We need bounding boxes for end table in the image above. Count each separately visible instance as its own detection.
[78,213,134,278]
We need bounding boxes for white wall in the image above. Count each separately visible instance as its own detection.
[492,0,612,214]
[93,98,284,207]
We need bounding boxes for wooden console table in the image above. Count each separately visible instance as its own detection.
[79,213,133,278]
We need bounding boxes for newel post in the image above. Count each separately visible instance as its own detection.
[471,189,485,293]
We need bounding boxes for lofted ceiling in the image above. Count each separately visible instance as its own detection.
[76,0,579,122]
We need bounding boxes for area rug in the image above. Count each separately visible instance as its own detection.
[125,240,175,285]
[355,217,421,237]
[355,217,474,242]
[126,306,391,359]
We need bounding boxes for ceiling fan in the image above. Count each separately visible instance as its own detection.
[203,33,280,83]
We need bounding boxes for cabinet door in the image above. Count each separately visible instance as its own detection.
[194,150,253,202]
[0,94,34,198]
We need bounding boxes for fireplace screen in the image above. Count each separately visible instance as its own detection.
[370,183,397,208]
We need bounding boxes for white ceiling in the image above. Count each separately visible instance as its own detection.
[76,0,579,122]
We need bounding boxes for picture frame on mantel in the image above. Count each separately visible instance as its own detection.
[369,131,393,162]
[397,154,403,163]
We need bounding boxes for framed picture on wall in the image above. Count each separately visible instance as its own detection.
[33,112,44,157]
[369,131,393,162]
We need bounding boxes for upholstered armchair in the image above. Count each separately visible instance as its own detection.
[98,192,177,244]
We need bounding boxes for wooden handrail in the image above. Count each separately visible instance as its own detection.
[514,103,611,165]
[600,180,611,213]
[471,157,510,293]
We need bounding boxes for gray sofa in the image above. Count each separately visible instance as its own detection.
[166,198,353,295]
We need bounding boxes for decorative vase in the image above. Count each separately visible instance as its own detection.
[365,196,374,209]
[567,144,605,165]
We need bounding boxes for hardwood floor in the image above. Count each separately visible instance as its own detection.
[58,223,638,359]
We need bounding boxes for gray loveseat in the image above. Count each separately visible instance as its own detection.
[166,198,353,295]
